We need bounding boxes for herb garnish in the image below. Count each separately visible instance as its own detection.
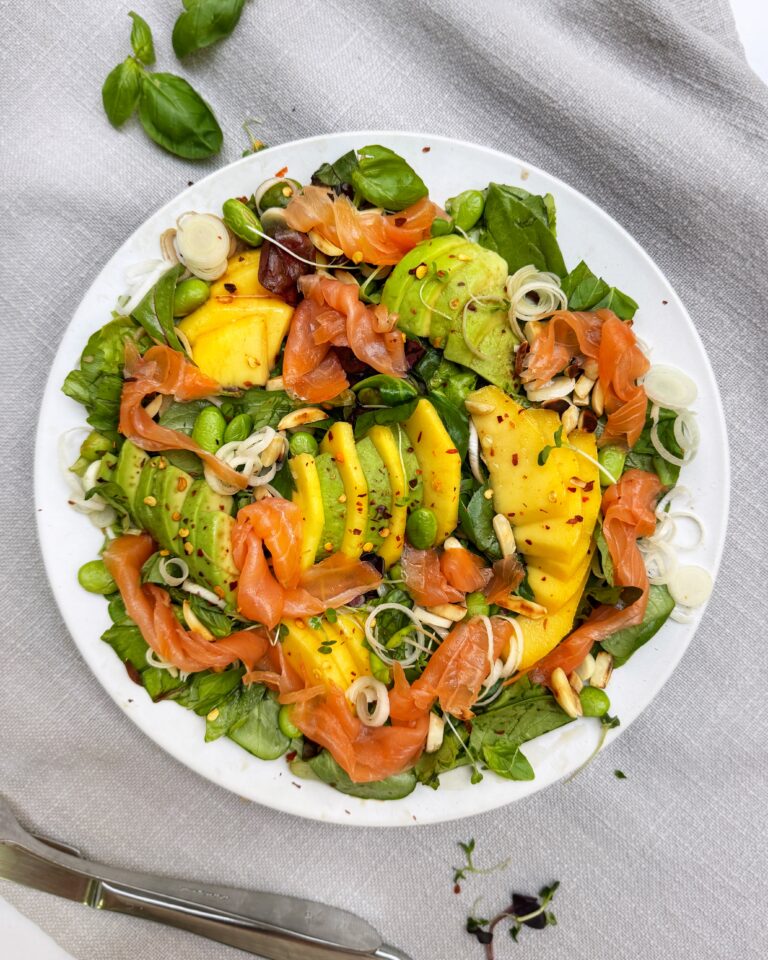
[173,0,249,59]
[537,425,564,465]
[467,882,560,956]
[614,769,627,779]
[452,839,510,889]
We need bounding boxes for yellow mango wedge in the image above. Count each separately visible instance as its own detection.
[290,454,324,571]
[516,560,591,670]
[282,613,370,692]
[320,422,368,557]
[367,425,408,567]
[403,398,461,544]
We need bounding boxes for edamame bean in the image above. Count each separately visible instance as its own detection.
[598,445,627,486]
[78,559,116,595]
[580,686,611,717]
[222,198,264,248]
[278,704,302,739]
[369,651,392,685]
[191,405,226,453]
[388,562,403,581]
[224,413,253,444]
[289,431,319,456]
[406,508,438,549]
[430,216,454,237]
[465,591,490,618]
[446,189,485,232]
[173,277,210,317]
[257,179,301,212]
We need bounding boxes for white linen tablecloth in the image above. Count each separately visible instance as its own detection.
[1,2,767,958]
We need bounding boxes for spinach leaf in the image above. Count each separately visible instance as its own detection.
[469,680,572,779]
[101,624,148,672]
[351,145,428,211]
[189,594,235,638]
[128,11,155,65]
[228,691,290,760]
[561,260,637,320]
[132,263,185,348]
[353,399,418,440]
[158,399,210,434]
[296,750,417,800]
[229,388,295,429]
[414,347,477,409]
[102,58,141,126]
[482,183,566,277]
[85,480,133,524]
[143,667,187,700]
[176,668,242,715]
[427,391,469,460]
[600,584,675,666]
[138,72,223,160]
[353,374,419,406]
[205,682,266,741]
[625,406,683,487]
[107,594,130,625]
[594,525,614,585]
[311,150,359,191]
[459,482,502,560]
[414,728,469,789]
[172,0,247,59]
[62,316,147,438]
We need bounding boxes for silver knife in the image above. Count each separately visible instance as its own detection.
[0,795,410,960]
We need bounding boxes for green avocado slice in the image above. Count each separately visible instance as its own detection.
[190,510,239,608]
[314,452,346,561]
[382,235,466,333]
[133,459,165,544]
[355,436,393,552]
[391,425,423,513]
[180,479,233,590]
[444,302,519,392]
[152,464,194,555]
[113,440,148,518]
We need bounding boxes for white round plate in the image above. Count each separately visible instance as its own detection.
[35,132,729,826]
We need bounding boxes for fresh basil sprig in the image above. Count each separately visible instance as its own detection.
[172,0,248,59]
[101,12,222,159]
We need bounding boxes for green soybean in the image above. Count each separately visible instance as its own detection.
[278,704,301,739]
[465,591,490,618]
[191,405,226,453]
[369,651,392,685]
[222,198,264,248]
[289,431,319,456]
[598,445,627,486]
[387,562,403,581]
[173,277,210,317]
[78,559,116,595]
[223,413,253,444]
[446,189,485,232]
[257,179,301,212]
[406,508,438,549]
[580,686,611,717]
[430,216,454,237]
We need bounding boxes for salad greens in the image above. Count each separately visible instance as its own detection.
[61,143,702,802]
[172,1,248,59]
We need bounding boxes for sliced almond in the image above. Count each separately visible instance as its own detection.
[144,394,164,418]
[442,537,463,551]
[427,603,467,622]
[499,596,548,619]
[575,653,596,681]
[551,667,583,718]
[525,376,576,403]
[492,514,517,557]
[590,651,614,689]
[591,379,605,416]
[260,435,287,466]
[524,320,545,345]
[569,671,584,694]
[561,403,579,436]
[574,374,595,401]
[426,713,446,753]
[266,376,285,391]
[583,358,599,380]
[182,600,214,641]
[309,228,344,257]
[277,407,327,431]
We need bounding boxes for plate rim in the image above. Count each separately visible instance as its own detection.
[34,130,730,826]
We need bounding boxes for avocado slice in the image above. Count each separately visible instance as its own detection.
[355,436,393,553]
[113,440,148,517]
[426,246,508,349]
[133,459,165,544]
[152,464,194,555]
[180,479,233,587]
[382,235,467,336]
[391,425,423,513]
[191,510,239,608]
[444,302,518,392]
[314,452,346,560]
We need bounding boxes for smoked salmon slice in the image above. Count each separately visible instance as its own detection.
[120,343,247,490]
[401,545,465,606]
[526,469,662,685]
[103,533,269,674]
[284,186,439,266]
[439,545,491,593]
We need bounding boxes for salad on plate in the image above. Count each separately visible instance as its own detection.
[61,144,712,800]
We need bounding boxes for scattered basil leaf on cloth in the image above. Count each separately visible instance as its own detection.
[128,10,155,65]
[172,0,248,59]
[138,72,223,159]
[351,144,429,210]
[101,57,141,126]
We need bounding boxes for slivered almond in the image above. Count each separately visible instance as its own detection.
[182,600,214,641]
[442,537,463,551]
[590,651,613,689]
[308,228,344,257]
[591,379,605,416]
[266,376,285,391]
[574,374,595,401]
[144,394,164,418]
[426,603,467,622]
[492,514,517,557]
[575,653,596,681]
[500,596,548,619]
[277,407,327,431]
[561,404,579,436]
[583,358,599,380]
[260,435,287,466]
[569,671,584,694]
[551,667,583,718]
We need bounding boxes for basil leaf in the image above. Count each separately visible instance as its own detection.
[600,584,675,666]
[228,387,296,430]
[295,750,417,800]
[482,183,566,277]
[228,691,290,760]
[128,11,155,65]
[311,150,359,190]
[561,260,637,320]
[414,729,469,789]
[205,682,266,741]
[138,72,222,160]
[353,399,418,440]
[176,668,242,715]
[158,399,210,434]
[102,58,141,127]
[172,0,247,59]
[459,482,502,560]
[351,145,428,211]
[101,624,148,672]
[131,263,185,348]
[592,286,639,321]
[189,594,235,638]
[481,741,535,781]
[414,347,477,409]
[353,374,419,406]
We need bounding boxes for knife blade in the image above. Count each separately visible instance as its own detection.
[0,795,410,960]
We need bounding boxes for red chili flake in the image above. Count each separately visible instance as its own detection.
[394,217,407,227]
[584,480,595,492]
[490,448,495,457]
[275,166,288,177]
[567,486,577,493]
[352,528,362,536]
[453,883,461,894]
[224,282,237,293]
[446,448,458,454]
[582,496,589,503]
[417,431,423,443]
[511,453,519,466]
[286,751,297,762]
[541,575,547,581]
[566,515,584,525]
[544,524,550,529]
[422,146,431,153]
[525,538,532,545]
[497,415,504,423]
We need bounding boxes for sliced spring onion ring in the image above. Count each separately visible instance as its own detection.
[505,265,568,329]
[175,212,230,279]
[642,364,698,410]
[468,421,484,484]
[204,427,285,495]
[158,557,189,587]
[639,538,679,585]
[667,565,713,608]
[364,603,437,667]
[181,581,227,608]
[346,676,390,727]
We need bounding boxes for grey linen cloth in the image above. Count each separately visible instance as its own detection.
[2,1,767,958]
